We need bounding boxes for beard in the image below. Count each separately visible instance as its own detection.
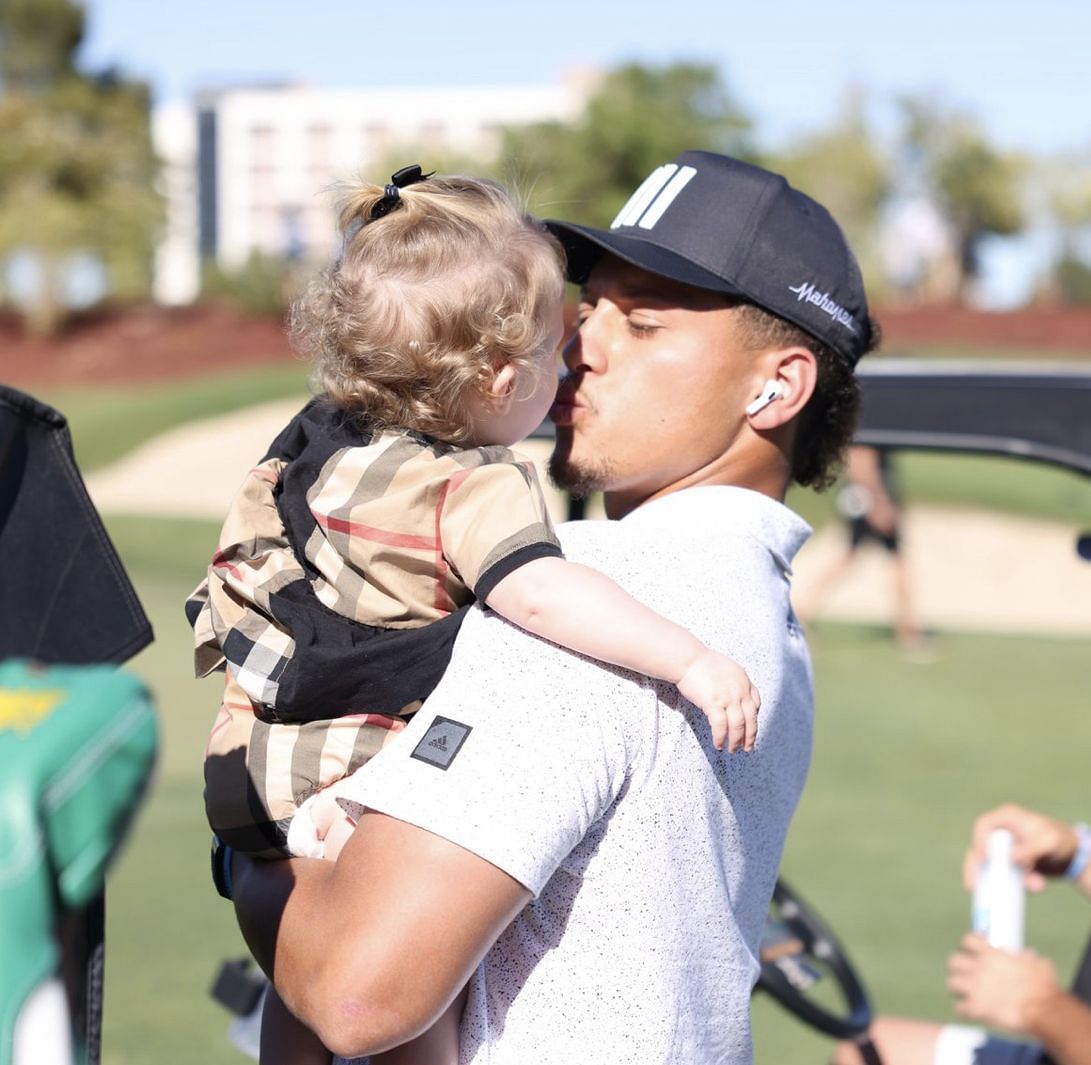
[548,428,616,498]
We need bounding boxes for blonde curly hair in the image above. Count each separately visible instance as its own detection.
[291,172,565,443]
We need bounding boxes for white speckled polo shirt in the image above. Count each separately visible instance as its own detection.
[342,485,814,1064]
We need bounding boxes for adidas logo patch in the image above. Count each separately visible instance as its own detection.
[411,716,471,770]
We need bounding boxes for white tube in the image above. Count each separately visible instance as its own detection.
[971,828,1026,951]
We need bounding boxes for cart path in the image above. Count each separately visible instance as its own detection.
[85,399,1091,637]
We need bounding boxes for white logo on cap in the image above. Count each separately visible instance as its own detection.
[788,281,858,333]
[611,164,697,231]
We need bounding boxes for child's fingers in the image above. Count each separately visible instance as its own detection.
[725,704,747,754]
[743,692,760,752]
[728,697,758,753]
[709,705,728,751]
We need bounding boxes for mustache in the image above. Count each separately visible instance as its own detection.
[555,373,592,411]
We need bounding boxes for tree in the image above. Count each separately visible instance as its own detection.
[0,0,162,332]
[498,62,753,226]
[0,0,83,92]
[1040,156,1091,305]
[898,97,1026,301]
[766,89,891,298]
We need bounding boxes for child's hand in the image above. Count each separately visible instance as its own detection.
[676,649,761,753]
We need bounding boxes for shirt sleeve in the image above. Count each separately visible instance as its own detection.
[438,456,562,602]
[339,607,645,896]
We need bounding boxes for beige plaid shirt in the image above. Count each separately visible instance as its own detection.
[189,411,561,719]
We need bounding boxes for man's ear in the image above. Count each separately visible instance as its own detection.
[745,348,817,430]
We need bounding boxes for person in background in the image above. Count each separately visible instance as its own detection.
[798,443,927,655]
[835,804,1091,1065]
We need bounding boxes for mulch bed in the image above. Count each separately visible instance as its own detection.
[875,304,1091,355]
[1,303,296,389]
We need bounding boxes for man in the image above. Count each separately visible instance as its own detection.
[232,150,879,1061]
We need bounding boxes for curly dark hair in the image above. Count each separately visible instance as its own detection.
[735,304,882,491]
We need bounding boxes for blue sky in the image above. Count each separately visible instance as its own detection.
[80,0,1089,156]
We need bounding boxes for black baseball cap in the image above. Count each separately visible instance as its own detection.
[545,150,872,367]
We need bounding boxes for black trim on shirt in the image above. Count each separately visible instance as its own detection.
[473,541,566,604]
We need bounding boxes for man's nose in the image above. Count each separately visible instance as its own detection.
[561,332,583,373]
[563,314,605,374]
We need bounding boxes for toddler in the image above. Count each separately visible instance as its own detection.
[189,167,761,1064]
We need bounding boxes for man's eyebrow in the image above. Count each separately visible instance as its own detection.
[579,282,677,305]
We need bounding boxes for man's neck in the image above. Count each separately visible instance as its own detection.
[604,446,791,520]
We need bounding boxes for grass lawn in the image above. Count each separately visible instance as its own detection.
[94,510,1090,1063]
[24,362,311,474]
[98,515,247,1065]
[755,621,1089,1061]
[787,450,1091,530]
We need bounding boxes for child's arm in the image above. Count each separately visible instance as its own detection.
[484,557,760,752]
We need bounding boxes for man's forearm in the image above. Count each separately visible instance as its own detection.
[230,842,461,1055]
[232,812,529,1058]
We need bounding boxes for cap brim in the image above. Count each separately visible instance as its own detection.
[545,220,744,297]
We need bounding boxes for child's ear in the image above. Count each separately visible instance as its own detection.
[486,362,518,405]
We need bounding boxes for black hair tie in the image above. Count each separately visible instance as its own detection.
[370,164,436,220]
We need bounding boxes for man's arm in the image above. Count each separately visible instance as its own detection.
[845,446,898,535]
[233,812,530,1059]
[233,598,636,1057]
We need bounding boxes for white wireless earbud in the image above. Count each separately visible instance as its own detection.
[745,380,785,416]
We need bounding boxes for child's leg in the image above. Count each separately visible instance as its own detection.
[259,985,332,1065]
[289,717,410,860]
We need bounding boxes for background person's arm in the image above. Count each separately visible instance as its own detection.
[1029,990,1091,1065]
[948,933,1091,1065]
[1025,990,1091,1065]
[963,804,1091,896]
[233,813,529,1059]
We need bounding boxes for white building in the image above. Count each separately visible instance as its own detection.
[152,79,589,304]
[152,100,201,304]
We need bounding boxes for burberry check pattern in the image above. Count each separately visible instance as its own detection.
[189,400,562,854]
[203,673,411,856]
